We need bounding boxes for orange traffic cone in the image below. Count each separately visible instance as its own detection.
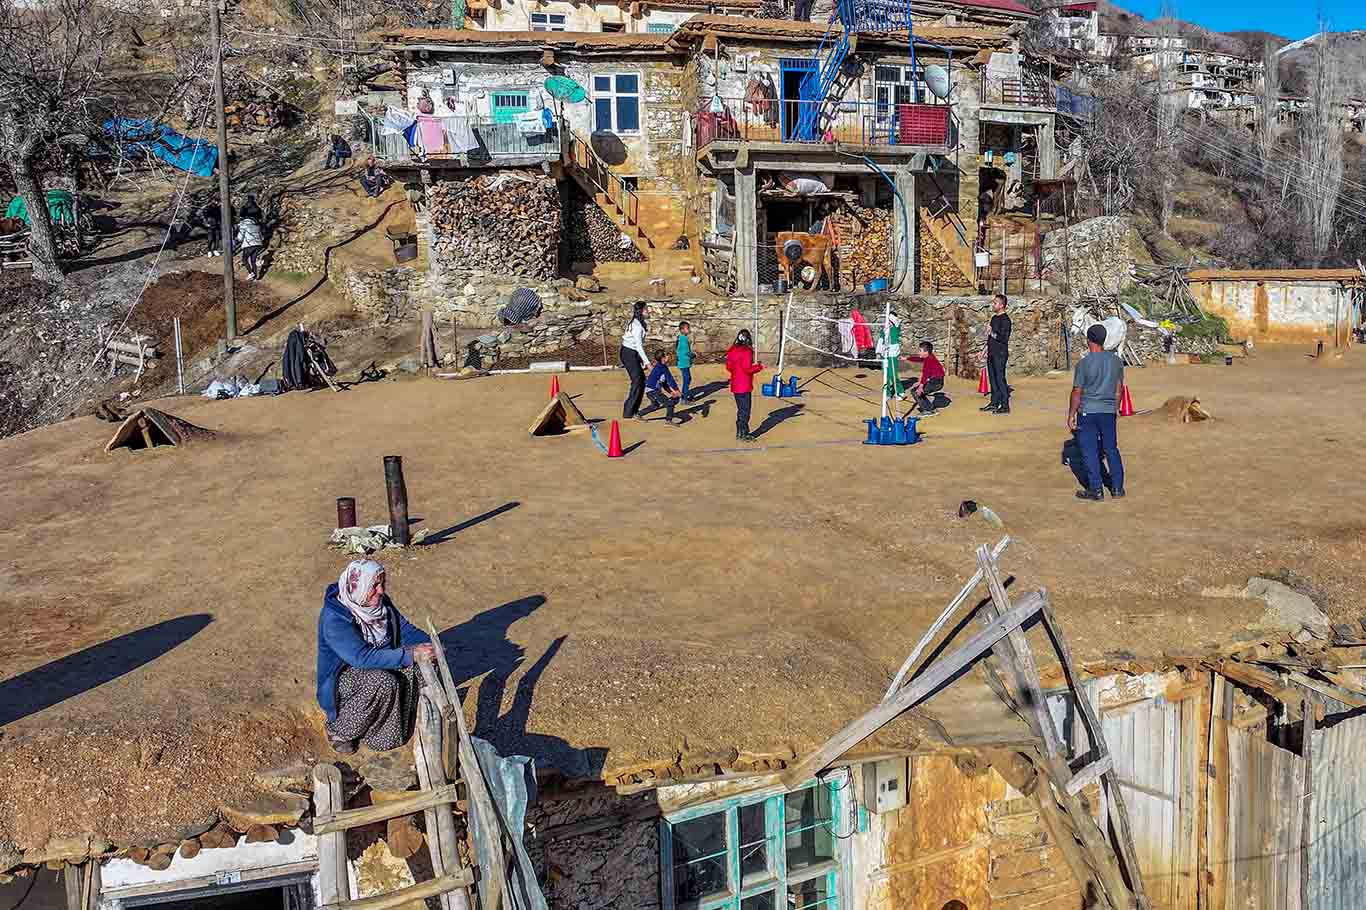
[549,375,560,399]
[977,368,990,395]
[606,419,625,457]
[1118,384,1135,417]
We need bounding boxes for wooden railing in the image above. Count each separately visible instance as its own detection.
[564,129,640,227]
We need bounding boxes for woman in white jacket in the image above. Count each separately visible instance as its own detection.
[235,218,265,281]
[619,301,651,420]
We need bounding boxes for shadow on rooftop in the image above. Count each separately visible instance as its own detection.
[439,596,606,779]
[0,614,213,728]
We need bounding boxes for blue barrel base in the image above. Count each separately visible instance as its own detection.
[862,416,921,445]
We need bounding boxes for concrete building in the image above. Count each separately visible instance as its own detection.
[1187,267,1364,345]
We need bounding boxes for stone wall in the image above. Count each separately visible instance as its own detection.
[525,793,661,910]
[1040,216,1145,297]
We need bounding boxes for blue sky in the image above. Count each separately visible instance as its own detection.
[1118,0,1362,41]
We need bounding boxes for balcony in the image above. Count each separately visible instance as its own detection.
[367,114,560,167]
[694,97,952,157]
[979,75,1056,110]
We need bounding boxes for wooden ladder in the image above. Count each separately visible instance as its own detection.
[313,619,513,910]
[563,129,653,256]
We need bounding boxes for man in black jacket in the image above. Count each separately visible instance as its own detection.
[983,293,1012,414]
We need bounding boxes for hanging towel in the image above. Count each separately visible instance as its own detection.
[381,106,417,135]
[515,110,545,135]
[837,318,855,356]
[416,114,445,153]
[447,117,478,154]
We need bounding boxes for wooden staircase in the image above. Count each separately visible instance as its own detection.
[563,129,653,257]
[920,198,977,290]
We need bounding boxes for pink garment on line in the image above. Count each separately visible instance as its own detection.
[416,115,445,153]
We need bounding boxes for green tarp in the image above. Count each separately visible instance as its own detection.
[5,190,76,226]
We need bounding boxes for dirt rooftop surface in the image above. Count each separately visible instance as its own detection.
[2,344,1364,850]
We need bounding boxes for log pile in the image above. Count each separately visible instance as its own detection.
[429,173,562,280]
[565,193,645,264]
[918,220,972,290]
[215,99,289,132]
[832,204,892,290]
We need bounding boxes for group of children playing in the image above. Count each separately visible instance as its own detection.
[627,309,947,442]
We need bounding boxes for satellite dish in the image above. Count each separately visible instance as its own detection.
[923,64,952,99]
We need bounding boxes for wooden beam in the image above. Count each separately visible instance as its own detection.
[883,535,1010,700]
[1212,661,1298,703]
[413,693,471,910]
[1285,671,1366,709]
[312,764,350,909]
[64,864,81,910]
[1038,603,1149,910]
[320,871,472,910]
[1064,755,1114,796]
[424,619,508,910]
[1300,688,1314,910]
[781,594,1043,788]
[313,783,462,836]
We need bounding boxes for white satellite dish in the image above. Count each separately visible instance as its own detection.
[923,64,952,99]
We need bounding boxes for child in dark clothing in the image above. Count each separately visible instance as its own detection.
[906,340,946,415]
[644,350,684,425]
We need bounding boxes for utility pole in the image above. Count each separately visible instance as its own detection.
[210,0,237,341]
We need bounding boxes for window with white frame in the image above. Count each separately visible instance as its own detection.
[530,12,567,30]
[661,779,845,910]
[874,64,947,124]
[593,73,641,133]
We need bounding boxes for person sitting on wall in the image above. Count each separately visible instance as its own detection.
[325,134,353,170]
[359,156,390,198]
[316,559,434,755]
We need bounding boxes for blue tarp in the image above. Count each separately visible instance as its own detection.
[1056,86,1097,118]
[103,117,218,177]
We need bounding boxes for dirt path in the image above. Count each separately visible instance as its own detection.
[1,345,1362,848]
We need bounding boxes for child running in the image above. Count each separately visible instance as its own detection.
[906,340,946,415]
[675,321,694,401]
[724,329,765,442]
[644,350,684,426]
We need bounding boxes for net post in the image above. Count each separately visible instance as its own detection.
[777,292,793,375]
[881,298,891,420]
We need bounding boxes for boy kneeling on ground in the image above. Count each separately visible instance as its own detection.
[644,350,684,426]
[906,340,946,415]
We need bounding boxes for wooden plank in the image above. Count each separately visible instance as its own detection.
[1300,690,1314,910]
[1214,661,1299,703]
[64,864,81,910]
[1286,671,1366,709]
[782,595,1043,788]
[312,764,350,908]
[1038,602,1150,910]
[882,535,1010,700]
[1065,755,1114,796]
[413,693,471,910]
[321,871,472,910]
[313,783,462,835]
[1195,673,1214,910]
[83,859,100,910]
[423,619,507,910]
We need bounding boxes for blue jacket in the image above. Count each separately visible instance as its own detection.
[315,583,431,722]
[646,361,677,393]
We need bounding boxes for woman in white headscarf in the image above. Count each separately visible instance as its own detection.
[316,559,434,754]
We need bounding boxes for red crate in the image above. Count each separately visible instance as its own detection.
[896,104,950,146]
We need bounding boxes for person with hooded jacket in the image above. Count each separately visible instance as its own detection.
[725,329,765,441]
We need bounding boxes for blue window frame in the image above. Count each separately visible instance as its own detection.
[647,21,676,32]
[660,779,845,910]
[593,73,641,133]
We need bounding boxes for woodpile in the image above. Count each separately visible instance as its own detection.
[832,204,892,290]
[429,173,562,280]
[565,192,645,264]
[919,220,972,290]
[215,99,289,132]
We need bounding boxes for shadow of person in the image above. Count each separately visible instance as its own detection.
[438,595,546,726]
[0,614,213,727]
[752,403,804,438]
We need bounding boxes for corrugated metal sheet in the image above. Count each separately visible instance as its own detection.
[1309,712,1366,910]
[1045,674,1199,910]
[1221,723,1305,910]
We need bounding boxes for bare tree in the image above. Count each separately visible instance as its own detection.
[1257,42,1281,170]
[0,0,118,284]
[1297,35,1344,264]
[1153,4,1185,233]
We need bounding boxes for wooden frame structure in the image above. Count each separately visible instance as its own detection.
[782,538,1150,910]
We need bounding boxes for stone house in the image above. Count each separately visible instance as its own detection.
[468,0,762,34]
[1187,267,1365,346]
[380,15,1062,297]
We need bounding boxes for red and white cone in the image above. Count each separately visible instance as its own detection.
[977,367,990,396]
[606,419,625,457]
[1118,384,1136,417]
[549,375,561,399]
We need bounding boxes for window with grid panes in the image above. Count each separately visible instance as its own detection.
[491,91,530,124]
[593,73,641,133]
[661,780,844,910]
[874,64,946,124]
[647,21,676,32]
[530,12,566,30]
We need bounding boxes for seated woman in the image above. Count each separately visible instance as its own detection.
[316,559,434,754]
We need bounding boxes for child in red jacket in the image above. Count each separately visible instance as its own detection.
[725,329,765,441]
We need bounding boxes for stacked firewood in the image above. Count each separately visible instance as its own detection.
[833,204,892,290]
[217,100,288,132]
[428,173,562,279]
[564,193,645,264]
